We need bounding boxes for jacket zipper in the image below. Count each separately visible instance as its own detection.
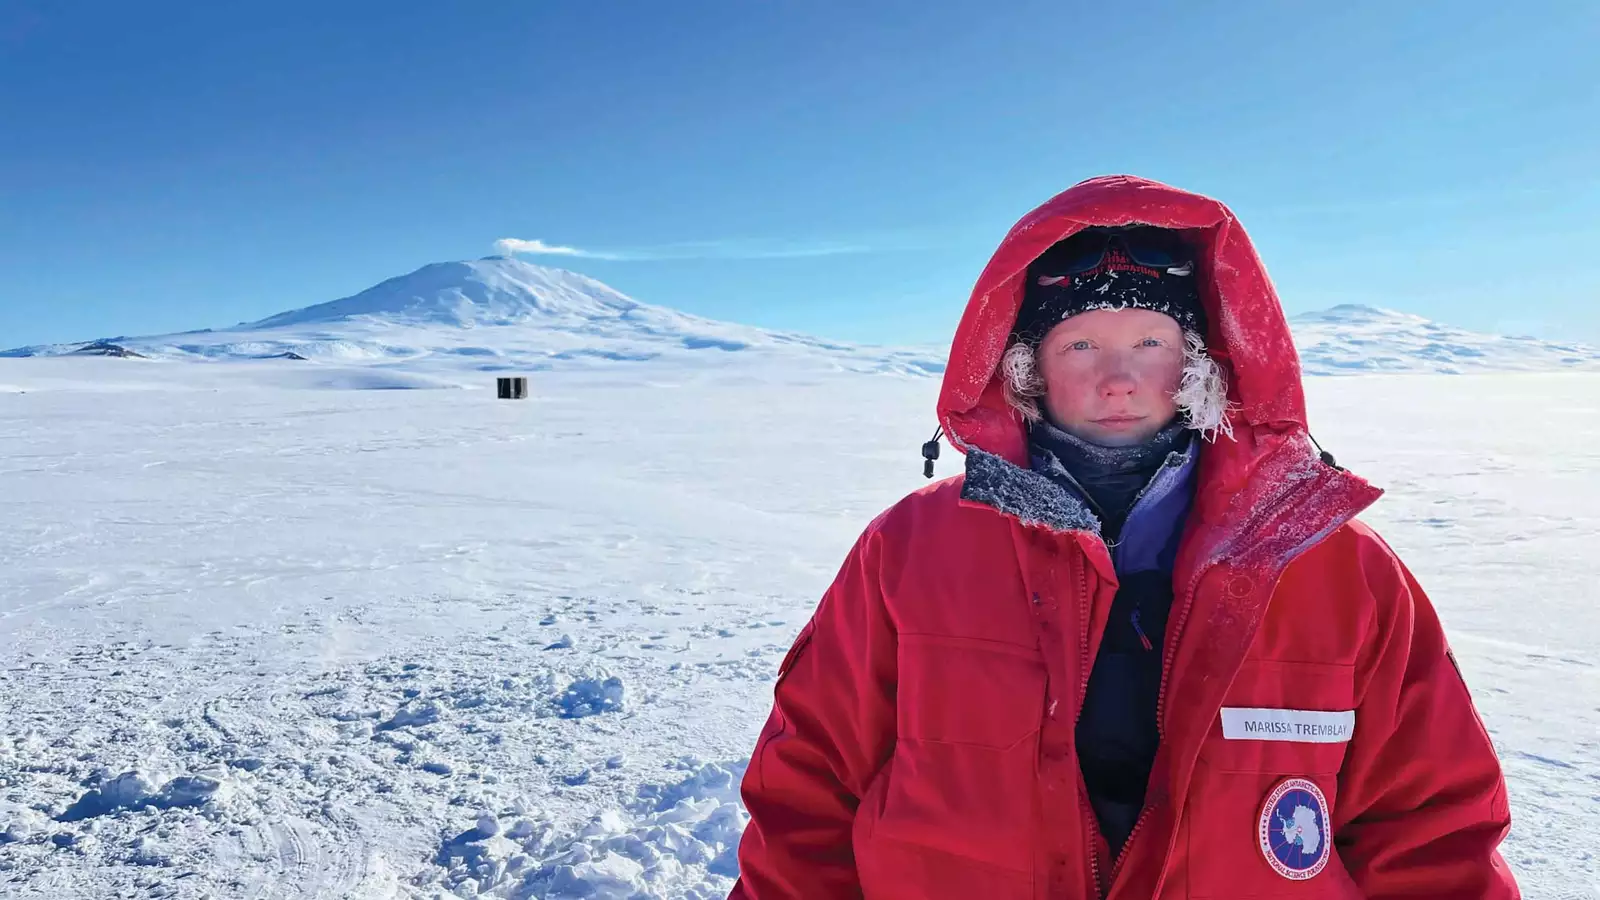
[1073,556,1105,900]
[1104,559,1210,887]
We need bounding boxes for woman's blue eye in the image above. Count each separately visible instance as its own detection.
[1068,340,1092,351]
[1141,338,1165,347]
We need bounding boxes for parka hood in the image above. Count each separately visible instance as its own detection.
[938,174,1306,465]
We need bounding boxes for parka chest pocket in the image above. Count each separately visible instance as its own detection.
[1200,659,1356,775]
[897,634,1046,749]
[1188,660,1362,897]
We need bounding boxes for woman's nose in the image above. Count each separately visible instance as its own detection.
[1098,367,1137,397]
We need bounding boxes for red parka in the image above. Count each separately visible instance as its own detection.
[730,176,1519,900]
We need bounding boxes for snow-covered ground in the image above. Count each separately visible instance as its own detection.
[2,358,1597,899]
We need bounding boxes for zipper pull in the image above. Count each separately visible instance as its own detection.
[1131,608,1154,652]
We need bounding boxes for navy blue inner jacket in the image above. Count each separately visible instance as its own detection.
[1028,419,1200,857]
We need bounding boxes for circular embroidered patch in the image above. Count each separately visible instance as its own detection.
[1258,778,1331,880]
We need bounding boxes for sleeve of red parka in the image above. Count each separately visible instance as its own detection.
[1333,532,1520,899]
[728,519,898,900]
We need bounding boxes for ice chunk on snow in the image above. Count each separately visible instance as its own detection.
[556,676,624,718]
[103,771,159,808]
[56,770,227,821]
[57,770,159,822]
[378,700,442,731]
[129,835,173,867]
[638,759,741,812]
[694,801,747,851]
[579,809,629,839]
[547,852,645,899]
[149,775,227,810]
[1,805,48,843]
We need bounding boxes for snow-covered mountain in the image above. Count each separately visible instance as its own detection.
[1292,304,1600,375]
[248,258,646,329]
[0,258,945,378]
[5,259,1597,379]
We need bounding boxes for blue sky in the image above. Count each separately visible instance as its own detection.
[2,0,1597,349]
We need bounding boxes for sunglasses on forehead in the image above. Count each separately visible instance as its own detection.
[1042,226,1194,277]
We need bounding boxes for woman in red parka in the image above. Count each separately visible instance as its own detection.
[729,175,1520,900]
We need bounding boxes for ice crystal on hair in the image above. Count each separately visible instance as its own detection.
[1175,331,1236,442]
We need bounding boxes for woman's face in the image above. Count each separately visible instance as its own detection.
[1036,308,1186,447]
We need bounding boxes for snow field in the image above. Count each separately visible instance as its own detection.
[1,361,1597,898]
[2,593,777,898]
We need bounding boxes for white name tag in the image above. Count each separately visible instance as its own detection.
[1221,708,1355,743]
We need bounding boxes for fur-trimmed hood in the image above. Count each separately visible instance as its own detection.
[939,174,1306,466]
[940,176,1380,560]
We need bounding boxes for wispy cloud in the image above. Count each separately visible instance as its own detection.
[492,236,902,262]
[491,238,621,260]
